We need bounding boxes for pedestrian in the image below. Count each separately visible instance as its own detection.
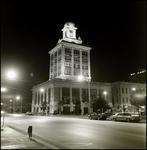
[28,126,32,139]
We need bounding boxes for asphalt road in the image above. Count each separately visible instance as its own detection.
[4,114,146,149]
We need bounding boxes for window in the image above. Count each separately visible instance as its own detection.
[82,65,88,69]
[74,56,79,61]
[65,62,71,67]
[122,88,124,93]
[74,63,80,69]
[65,48,71,53]
[74,50,79,54]
[116,89,118,93]
[82,51,88,56]
[58,49,61,56]
[123,97,124,103]
[126,97,128,103]
[129,88,131,94]
[64,68,71,75]
[126,88,127,93]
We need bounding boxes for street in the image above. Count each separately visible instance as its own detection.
[4,114,146,149]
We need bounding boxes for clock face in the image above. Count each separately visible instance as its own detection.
[66,30,73,38]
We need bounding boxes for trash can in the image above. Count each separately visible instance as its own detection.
[28,126,32,138]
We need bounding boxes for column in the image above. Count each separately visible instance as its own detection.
[57,49,58,76]
[71,48,74,76]
[31,91,35,113]
[49,54,51,79]
[61,45,65,75]
[80,87,84,115]
[70,87,73,112]
[60,86,62,101]
[80,49,82,75]
[39,90,41,113]
[36,91,39,113]
[43,89,45,102]
[88,51,91,79]
[53,53,55,77]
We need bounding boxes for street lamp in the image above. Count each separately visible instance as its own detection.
[6,70,16,79]
[131,88,136,114]
[10,100,12,113]
[16,96,22,113]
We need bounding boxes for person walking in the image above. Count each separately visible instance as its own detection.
[28,126,32,139]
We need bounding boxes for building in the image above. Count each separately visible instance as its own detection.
[31,22,112,115]
[111,81,146,113]
[31,22,146,115]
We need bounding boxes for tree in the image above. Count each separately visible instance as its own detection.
[90,96,110,113]
[130,89,146,112]
[41,101,47,115]
[75,100,81,114]
[58,100,64,114]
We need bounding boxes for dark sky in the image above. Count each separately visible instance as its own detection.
[1,1,146,102]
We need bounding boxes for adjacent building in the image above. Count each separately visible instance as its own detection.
[31,22,146,115]
[111,81,146,113]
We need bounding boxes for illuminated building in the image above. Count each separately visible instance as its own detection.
[31,22,112,115]
[111,81,146,113]
[31,22,146,115]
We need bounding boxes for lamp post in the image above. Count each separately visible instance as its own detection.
[131,88,136,114]
[103,91,108,113]
[10,100,12,113]
[16,96,22,113]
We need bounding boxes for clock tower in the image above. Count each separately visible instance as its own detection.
[58,22,82,44]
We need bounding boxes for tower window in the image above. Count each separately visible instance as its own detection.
[65,62,71,67]
[74,50,79,54]
[65,48,71,53]
[82,51,88,56]
[74,63,80,69]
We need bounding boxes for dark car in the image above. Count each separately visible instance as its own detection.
[88,112,107,120]
[113,112,141,122]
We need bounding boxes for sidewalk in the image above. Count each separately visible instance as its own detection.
[1,125,60,149]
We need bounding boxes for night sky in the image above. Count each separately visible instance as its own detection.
[1,1,146,103]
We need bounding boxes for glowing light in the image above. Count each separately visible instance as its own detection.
[78,75,83,81]
[1,111,5,114]
[103,91,107,95]
[7,70,16,79]
[16,96,20,100]
[40,88,44,92]
[1,87,7,92]
[132,88,136,91]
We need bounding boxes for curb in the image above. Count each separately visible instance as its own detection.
[7,124,69,149]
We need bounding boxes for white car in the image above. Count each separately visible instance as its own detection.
[109,113,119,120]
[113,112,141,122]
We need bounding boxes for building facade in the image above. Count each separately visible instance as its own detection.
[111,81,146,113]
[31,22,146,115]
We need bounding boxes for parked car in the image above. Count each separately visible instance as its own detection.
[113,112,141,122]
[88,112,107,120]
[104,112,113,118]
[26,111,33,115]
[109,113,120,120]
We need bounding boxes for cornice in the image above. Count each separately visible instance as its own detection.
[49,41,92,54]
